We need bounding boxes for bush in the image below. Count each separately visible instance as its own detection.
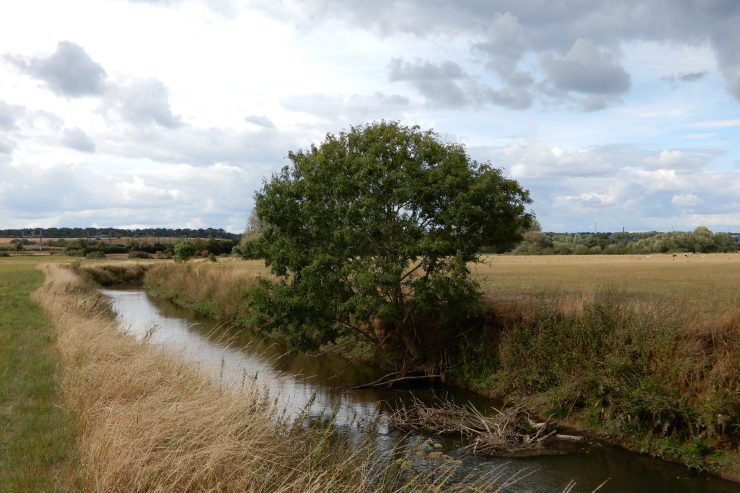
[128,251,152,259]
[85,251,106,260]
[174,241,197,263]
[102,245,128,254]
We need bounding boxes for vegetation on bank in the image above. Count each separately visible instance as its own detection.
[447,292,739,472]
[137,259,739,476]
[0,260,75,492]
[36,262,518,492]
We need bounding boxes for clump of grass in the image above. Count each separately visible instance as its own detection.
[144,261,263,323]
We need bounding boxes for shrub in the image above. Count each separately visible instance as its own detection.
[174,241,197,263]
[128,251,152,259]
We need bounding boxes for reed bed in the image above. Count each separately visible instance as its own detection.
[143,261,263,323]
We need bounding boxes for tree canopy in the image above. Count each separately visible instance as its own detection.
[249,122,532,373]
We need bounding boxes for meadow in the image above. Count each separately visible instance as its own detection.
[0,257,75,492]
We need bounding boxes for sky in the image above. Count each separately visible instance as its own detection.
[1,0,739,233]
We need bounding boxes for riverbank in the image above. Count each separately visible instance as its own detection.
[36,261,512,492]
[0,258,76,492]
[128,259,740,480]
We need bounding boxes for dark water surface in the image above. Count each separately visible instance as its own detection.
[101,289,738,493]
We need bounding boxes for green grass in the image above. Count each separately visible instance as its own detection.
[0,260,76,492]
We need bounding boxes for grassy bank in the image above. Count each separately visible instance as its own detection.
[142,260,261,324]
[448,292,739,475]
[38,262,510,492]
[139,258,739,478]
[0,258,76,492]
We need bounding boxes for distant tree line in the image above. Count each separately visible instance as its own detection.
[512,226,739,255]
[55,237,239,259]
[234,219,740,260]
[0,227,239,240]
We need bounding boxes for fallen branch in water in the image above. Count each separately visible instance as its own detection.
[390,397,564,456]
[352,372,442,389]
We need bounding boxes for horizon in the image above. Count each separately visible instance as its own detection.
[1,1,739,232]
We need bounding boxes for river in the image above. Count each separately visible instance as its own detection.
[101,288,737,493]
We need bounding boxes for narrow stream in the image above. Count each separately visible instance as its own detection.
[102,288,737,493]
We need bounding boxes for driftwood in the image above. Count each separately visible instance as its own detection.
[352,371,442,389]
[390,397,565,457]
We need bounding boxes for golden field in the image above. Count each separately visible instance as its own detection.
[472,253,740,314]
[152,253,740,315]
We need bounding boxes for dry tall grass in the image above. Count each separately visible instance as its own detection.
[34,263,519,492]
[143,261,265,323]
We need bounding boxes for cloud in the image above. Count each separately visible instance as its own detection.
[0,100,25,129]
[691,119,740,129]
[671,193,702,206]
[282,91,410,121]
[389,58,468,107]
[106,78,182,128]
[278,1,740,106]
[478,137,738,230]
[388,57,533,109]
[540,39,630,110]
[663,71,708,84]
[0,137,14,159]
[98,123,290,167]
[245,115,275,129]
[61,127,96,153]
[0,160,257,231]
[7,41,106,97]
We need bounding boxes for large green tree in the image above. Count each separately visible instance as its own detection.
[249,122,532,374]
